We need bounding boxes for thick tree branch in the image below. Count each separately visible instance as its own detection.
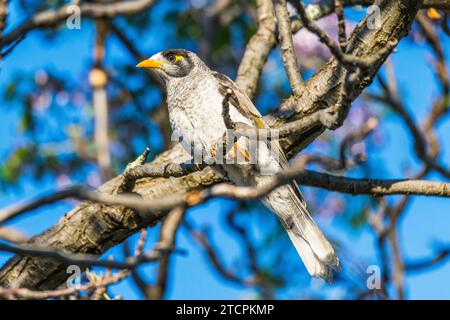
[235,0,276,98]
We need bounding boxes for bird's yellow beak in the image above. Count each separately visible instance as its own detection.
[136,59,164,68]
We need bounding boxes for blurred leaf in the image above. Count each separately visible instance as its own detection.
[4,82,18,101]
[258,268,285,288]
[19,98,34,132]
[350,207,370,228]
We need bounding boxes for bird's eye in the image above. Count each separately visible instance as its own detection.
[167,54,177,63]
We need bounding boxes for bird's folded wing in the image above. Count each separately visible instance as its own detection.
[213,72,307,208]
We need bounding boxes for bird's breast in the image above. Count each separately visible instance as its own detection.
[166,75,229,141]
[165,74,259,170]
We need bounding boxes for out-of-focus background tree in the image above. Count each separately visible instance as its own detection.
[0,0,449,300]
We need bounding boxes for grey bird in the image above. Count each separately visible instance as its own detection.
[137,49,340,282]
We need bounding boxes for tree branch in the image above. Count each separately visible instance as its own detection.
[0,0,156,48]
[405,245,450,272]
[274,0,303,95]
[1,164,449,229]
[290,0,398,69]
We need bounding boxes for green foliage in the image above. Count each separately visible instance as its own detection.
[0,146,34,184]
[350,206,370,229]
[19,98,35,132]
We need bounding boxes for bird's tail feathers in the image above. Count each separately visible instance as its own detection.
[263,185,340,283]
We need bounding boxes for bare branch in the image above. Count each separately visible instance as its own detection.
[274,0,303,95]
[236,0,349,97]
[0,227,29,244]
[405,245,450,272]
[235,0,276,98]
[290,0,398,69]
[298,170,450,198]
[2,158,450,231]
[147,206,185,300]
[299,116,378,171]
[269,0,420,157]
[0,0,156,48]
[184,219,257,287]
[0,148,151,226]
[0,229,149,299]
[91,22,112,181]
[0,269,129,300]
[369,76,450,179]
[0,241,162,270]
[335,0,347,51]
[0,185,86,226]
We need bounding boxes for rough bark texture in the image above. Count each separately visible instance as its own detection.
[0,0,422,291]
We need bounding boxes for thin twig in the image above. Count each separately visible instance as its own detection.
[0,241,163,270]
[335,0,347,51]
[405,246,450,272]
[184,219,257,287]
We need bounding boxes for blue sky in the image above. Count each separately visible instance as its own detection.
[0,2,449,299]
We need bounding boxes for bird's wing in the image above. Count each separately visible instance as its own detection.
[213,72,264,124]
[212,72,307,207]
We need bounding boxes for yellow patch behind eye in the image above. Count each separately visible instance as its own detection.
[253,117,266,129]
[174,55,184,62]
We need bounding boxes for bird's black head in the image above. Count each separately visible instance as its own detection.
[136,49,199,81]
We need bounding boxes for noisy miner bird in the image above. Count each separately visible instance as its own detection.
[137,49,340,282]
